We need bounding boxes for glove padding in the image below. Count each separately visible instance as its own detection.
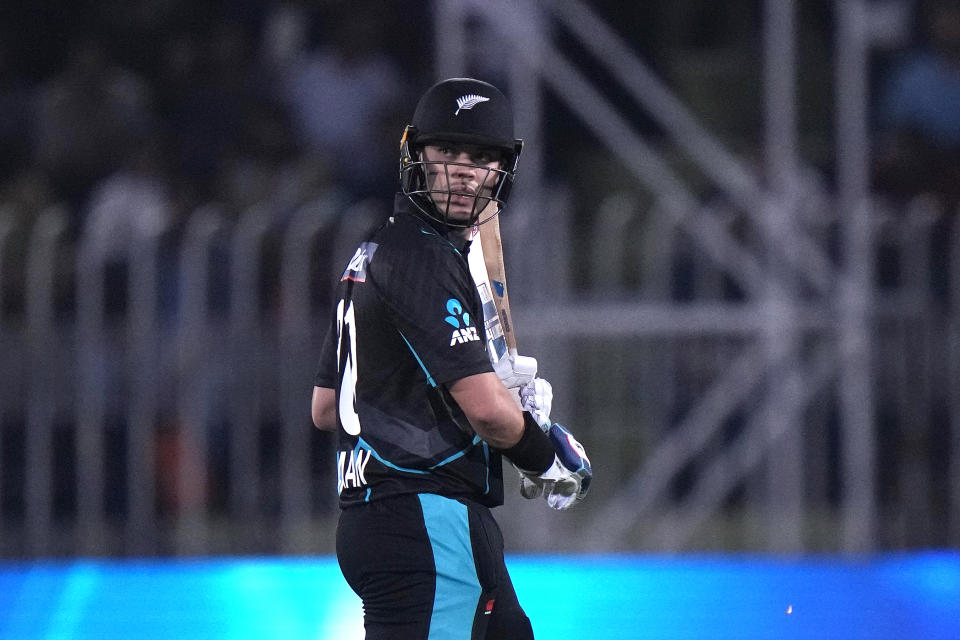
[519,377,553,428]
[493,353,538,389]
[519,423,592,510]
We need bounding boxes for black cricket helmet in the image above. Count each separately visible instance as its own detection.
[400,77,523,228]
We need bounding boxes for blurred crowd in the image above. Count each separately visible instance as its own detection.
[874,0,960,213]
[0,0,429,237]
[1,0,959,235]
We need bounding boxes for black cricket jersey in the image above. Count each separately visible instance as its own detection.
[314,196,503,508]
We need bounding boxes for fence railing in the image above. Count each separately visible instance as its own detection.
[1,191,957,557]
[0,195,383,557]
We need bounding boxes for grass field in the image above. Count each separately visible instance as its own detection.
[1,553,957,638]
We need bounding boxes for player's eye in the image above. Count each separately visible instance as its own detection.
[472,150,498,164]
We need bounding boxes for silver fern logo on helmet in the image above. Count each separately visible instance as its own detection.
[455,94,490,115]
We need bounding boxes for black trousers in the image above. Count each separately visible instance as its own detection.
[336,493,534,639]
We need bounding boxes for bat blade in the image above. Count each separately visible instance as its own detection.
[468,216,537,391]
[467,225,510,363]
[477,214,518,356]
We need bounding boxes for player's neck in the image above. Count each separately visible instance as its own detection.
[449,226,471,243]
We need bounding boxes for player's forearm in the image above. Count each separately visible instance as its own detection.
[448,372,525,448]
[468,402,524,449]
[454,380,556,478]
[311,386,337,431]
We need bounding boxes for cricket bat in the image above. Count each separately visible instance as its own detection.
[467,216,537,388]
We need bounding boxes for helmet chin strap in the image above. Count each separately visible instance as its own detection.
[409,191,500,230]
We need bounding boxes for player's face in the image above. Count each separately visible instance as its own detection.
[421,144,503,223]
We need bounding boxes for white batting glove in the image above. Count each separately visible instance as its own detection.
[519,472,544,500]
[518,423,592,511]
[493,354,537,389]
[520,377,553,429]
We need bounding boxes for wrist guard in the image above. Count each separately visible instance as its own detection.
[496,411,554,475]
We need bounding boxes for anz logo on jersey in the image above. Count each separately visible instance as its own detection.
[444,298,480,346]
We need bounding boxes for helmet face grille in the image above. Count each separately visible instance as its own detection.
[400,157,515,228]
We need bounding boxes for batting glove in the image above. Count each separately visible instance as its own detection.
[493,353,538,389]
[520,377,553,429]
[519,423,592,510]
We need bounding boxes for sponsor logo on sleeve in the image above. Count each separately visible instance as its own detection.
[444,298,480,346]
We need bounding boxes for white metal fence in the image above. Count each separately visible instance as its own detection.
[1,192,957,557]
[523,194,959,553]
[0,195,386,557]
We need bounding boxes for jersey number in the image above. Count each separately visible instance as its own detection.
[336,299,362,436]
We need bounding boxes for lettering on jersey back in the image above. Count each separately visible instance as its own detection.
[341,242,379,282]
[337,449,371,494]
